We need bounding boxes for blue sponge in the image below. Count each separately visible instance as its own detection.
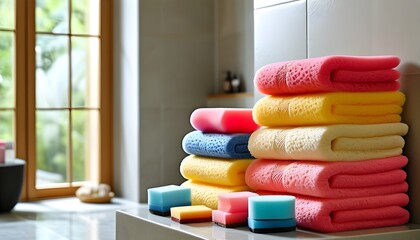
[182,131,254,159]
[248,218,296,233]
[248,195,295,220]
[148,185,191,216]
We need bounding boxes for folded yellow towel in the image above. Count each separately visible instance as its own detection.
[253,91,405,126]
[181,180,250,209]
[249,123,408,161]
[180,155,252,186]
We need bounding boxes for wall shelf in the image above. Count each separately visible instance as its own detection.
[208,92,253,99]
[207,92,254,108]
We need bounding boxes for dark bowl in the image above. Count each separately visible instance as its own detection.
[0,159,25,213]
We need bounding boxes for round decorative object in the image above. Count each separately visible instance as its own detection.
[76,183,114,204]
[77,192,115,203]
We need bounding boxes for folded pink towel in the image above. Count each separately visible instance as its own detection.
[245,156,408,198]
[190,108,259,134]
[258,192,409,233]
[298,194,409,233]
[255,55,400,95]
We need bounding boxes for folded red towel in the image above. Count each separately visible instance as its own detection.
[245,156,408,198]
[259,191,409,233]
[254,55,400,95]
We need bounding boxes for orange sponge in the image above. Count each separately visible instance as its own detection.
[170,205,213,224]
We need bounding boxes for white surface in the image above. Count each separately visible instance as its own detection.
[254,0,301,9]
[116,206,420,240]
[307,0,420,74]
[253,0,307,101]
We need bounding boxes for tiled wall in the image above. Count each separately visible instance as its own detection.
[215,0,254,94]
[114,0,254,202]
[139,0,215,202]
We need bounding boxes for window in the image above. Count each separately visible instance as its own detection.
[0,0,113,200]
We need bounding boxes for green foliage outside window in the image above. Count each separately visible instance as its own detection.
[0,0,97,184]
[0,0,14,141]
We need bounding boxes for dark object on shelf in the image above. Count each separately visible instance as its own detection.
[223,71,233,93]
[0,159,25,213]
[231,74,241,93]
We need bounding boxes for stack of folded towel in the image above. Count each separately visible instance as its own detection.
[246,55,410,233]
[180,108,259,209]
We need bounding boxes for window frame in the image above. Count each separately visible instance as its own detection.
[14,0,113,200]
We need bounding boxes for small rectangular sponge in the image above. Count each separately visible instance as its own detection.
[148,185,191,215]
[218,191,259,213]
[248,218,296,233]
[248,195,295,220]
[190,108,260,134]
[171,205,213,224]
[212,210,248,228]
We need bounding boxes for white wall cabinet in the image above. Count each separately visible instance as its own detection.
[254,0,307,101]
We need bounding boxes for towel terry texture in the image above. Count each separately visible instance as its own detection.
[258,191,409,233]
[190,108,260,134]
[181,180,250,209]
[182,131,254,159]
[248,123,408,161]
[253,91,405,126]
[245,156,408,198]
[180,155,252,186]
[254,55,401,95]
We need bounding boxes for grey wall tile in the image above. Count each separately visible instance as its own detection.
[139,0,214,202]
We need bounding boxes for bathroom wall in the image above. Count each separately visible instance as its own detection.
[114,1,254,202]
[138,0,215,202]
[254,0,307,101]
[215,0,254,94]
[113,0,140,202]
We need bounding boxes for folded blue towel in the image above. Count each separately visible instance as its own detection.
[182,131,254,159]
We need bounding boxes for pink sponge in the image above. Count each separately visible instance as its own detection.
[212,191,259,228]
[212,210,249,228]
[190,108,260,133]
[218,191,259,213]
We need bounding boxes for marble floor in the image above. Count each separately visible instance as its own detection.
[0,197,142,240]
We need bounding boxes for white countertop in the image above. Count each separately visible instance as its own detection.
[116,206,420,240]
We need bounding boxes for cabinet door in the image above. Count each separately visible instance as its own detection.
[307,0,420,74]
[254,0,307,101]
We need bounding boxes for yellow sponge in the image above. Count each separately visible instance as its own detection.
[170,205,213,223]
[180,155,252,186]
